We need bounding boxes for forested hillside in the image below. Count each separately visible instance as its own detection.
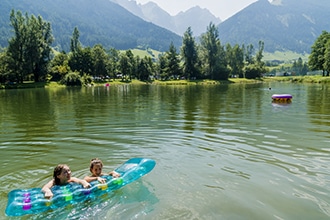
[218,0,330,53]
[0,0,182,51]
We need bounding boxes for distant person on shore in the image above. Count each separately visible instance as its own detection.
[84,158,121,183]
[42,164,91,199]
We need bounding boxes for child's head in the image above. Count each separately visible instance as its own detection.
[53,164,71,185]
[90,158,103,177]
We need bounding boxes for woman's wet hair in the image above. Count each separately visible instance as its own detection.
[53,164,68,185]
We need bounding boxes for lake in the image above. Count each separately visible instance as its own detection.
[0,82,329,219]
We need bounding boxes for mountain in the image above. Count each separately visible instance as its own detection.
[0,0,182,52]
[113,0,221,36]
[217,0,330,53]
[2,0,326,54]
[174,6,221,36]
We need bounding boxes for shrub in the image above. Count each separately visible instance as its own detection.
[60,71,82,86]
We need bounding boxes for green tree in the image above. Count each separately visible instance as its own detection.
[255,41,264,64]
[0,49,11,83]
[165,42,181,79]
[157,53,168,80]
[302,62,309,75]
[119,52,131,81]
[292,57,309,75]
[323,39,330,75]
[125,50,136,80]
[61,71,82,86]
[80,47,94,75]
[137,56,153,81]
[6,11,27,83]
[244,44,254,65]
[181,27,200,80]
[70,27,81,53]
[244,64,261,79]
[226,44,244,78]
[145,55,155,79]
[91,44,109,79]
[6,10,53,83]
[200,23,229,80]
[244,41,267,79]
[68,28,94,76]
[309,31,330,76]
[107,48,120,79]
[49,51,70,81]
[21,15,53,82]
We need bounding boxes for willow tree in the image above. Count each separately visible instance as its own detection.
[6,10,53,83]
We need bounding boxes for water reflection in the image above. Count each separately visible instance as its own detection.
[0,83,330,219]
[307,84,330,129]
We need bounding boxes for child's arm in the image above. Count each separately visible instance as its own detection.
[42,179,54,199]
[109,171,120,178]
[70,177,91,188]
[84,176,106,184]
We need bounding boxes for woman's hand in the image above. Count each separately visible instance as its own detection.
[82,180,91,188]
[44,190,54,199]
[42,180,54,199]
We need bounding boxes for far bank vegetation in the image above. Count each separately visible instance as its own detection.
[0,10,329,88]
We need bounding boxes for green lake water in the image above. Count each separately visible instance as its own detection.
[0,82,329,219]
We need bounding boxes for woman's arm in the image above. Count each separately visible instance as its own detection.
[42,179,54,199]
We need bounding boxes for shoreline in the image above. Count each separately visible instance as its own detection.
[1,76,330,89]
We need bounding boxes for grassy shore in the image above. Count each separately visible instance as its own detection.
[261,75,330,83]
[144,76,330,85]
[1,76,330,89]
[95,78,264,86]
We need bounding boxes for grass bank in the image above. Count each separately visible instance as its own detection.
[1,76,330,89]
[262,75,330,83]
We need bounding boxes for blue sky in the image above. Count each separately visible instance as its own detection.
[135,0,260,20]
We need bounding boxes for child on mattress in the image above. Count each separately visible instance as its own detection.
[84,158,120,184]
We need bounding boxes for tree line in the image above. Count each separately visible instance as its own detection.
[271,30,330,77]
[2,10,327,86]
[309,30,330,76]
[266,57,309,76]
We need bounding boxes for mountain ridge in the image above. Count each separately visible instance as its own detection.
[113,0,221,36]
[0,0,182,51]
[1,0,330,54]
[218,0,330,53]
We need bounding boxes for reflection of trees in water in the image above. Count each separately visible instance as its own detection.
[1,83,283,142]
[1,89,55,139]
[153,84,265,133]
[0,88,59,173]
[307,84,330,128]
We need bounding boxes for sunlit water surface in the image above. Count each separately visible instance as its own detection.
[0,82,329,219]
